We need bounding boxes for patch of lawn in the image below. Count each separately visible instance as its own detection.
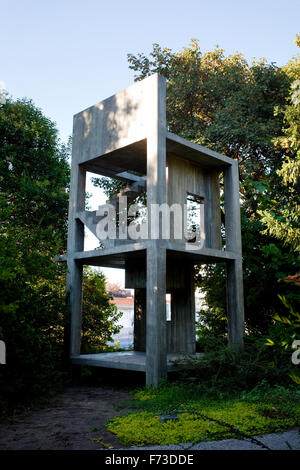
[106,382,300,446]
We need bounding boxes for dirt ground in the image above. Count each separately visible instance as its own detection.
[0,385,133,450]
[1,382,298,451]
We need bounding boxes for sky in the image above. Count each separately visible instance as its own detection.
[1,0,300,285]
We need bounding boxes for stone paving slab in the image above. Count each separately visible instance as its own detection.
[122,428,300,451]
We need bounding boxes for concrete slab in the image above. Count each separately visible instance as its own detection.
[71,351,203,372]
[120,428,300,451]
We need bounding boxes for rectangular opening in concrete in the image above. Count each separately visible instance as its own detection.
[186,193,204,244]
[166,293,171,321]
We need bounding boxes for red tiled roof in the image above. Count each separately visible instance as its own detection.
[110,296,171,307]
[110,297,134,307]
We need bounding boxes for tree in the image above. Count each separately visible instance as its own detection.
[128,39,289,180]
[81,269,122,353]
[0,96,122,410]
[259,35,300,252]
[126,40,298,334]
[258,37,300,382]
[0,96,70,409]
[105,282,131,297]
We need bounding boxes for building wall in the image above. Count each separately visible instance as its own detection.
[166,153,222,249]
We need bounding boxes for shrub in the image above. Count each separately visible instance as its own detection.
[178,325,295,394]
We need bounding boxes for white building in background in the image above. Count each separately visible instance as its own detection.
[109,296,134,349]
[109,291,205,349]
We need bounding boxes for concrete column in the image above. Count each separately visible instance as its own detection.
[146,244,167,385]
[66,157,86,357]
[224,161,244,349]
[146,74,167,386]
[226,258,244,347]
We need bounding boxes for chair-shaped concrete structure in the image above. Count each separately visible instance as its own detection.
[64,74,244,386]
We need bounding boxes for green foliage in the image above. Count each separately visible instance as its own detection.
[129,40,289,174]
[189,325,295,393]
[243,240,299,333]
[196,212,299,335]
[91,176,126,200]
[106,324,300,447]
[81,268,122,353]
[196,307,227,350]
[107,381,300,446]
[240,378,297,404]
[259,39,300,251]
[0,97,122,412]
[128,39,298,334]
[266,274,300,384]
[0,97,70,411]
[0,98,70,235]
[108,406,297,447]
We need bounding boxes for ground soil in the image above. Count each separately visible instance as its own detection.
[0,385,133,450]
[1,379,298,451]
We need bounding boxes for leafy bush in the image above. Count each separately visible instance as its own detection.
[180,325,295,394]
[266,274,300,384]
[0,97,123,413]
[81,268,123,353]
[195,307,227,352]
[127,40,299,336]
[0,97,69,412]
[241,379,299,403]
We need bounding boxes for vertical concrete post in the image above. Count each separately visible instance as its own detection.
[66,130,86,357]
[146,74,167,386]
[224,161,244,349]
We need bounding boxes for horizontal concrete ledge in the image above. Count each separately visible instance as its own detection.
[166,132,233,168]
[74,242,147,260]
[71,351,146,372]
[54,243,147,266]
[71,351,203,372]
[75,131,233,172]
[165,242,239,262]
[56,243,239,266]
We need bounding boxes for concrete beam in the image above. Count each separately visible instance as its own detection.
[146,244,167,385]
[146,74,168,386]
[66,141,86,357]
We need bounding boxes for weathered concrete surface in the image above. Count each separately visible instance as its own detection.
[224,161,245,349]
[66,73,246,386]
[145,74,168,387]
[71,351,203,372]
[121,428,300,450]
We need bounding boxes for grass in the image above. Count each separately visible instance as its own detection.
[106,381,300,447]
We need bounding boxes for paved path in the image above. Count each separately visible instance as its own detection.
[122,428,300,450]
[1,385,298,451]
